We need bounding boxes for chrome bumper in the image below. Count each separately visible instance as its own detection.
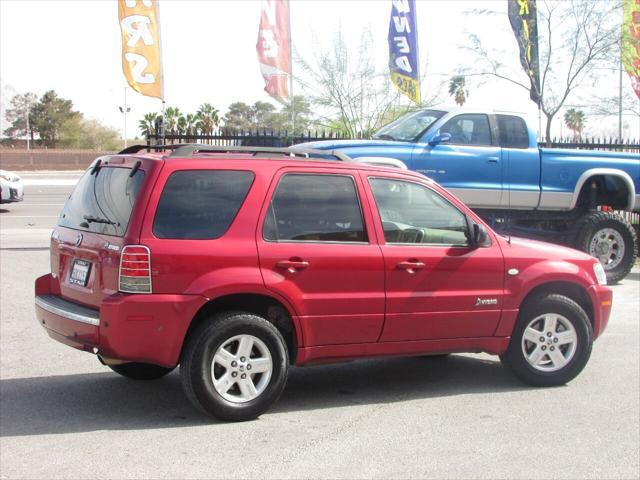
[35,295,100,326]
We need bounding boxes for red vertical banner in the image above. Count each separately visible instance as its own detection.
[622,0,640,99]
[256,0,291,101]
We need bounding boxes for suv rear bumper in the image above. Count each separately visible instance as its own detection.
[35,274,208,367]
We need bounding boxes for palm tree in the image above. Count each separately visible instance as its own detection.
[196,103,220,136]
[564,108,586,139]
[448,76,468,106]
[176,115,187,135]
[164,106,181,134]
[185,113,198,135]
[138,112,158,137]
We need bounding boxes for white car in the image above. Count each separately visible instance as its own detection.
[0,169,24,204]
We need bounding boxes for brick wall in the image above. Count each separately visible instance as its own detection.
[0,149,113,171]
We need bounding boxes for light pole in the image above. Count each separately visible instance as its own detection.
[118,87,131,148]
[25,102,30,151]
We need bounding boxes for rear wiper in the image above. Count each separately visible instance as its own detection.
[83,215,116,225]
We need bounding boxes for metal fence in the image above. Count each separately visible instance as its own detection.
[146,130,364,148]
[540,137,640,152]
[147,130,640,151]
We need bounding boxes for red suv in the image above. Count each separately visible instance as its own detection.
[35,145,613,421]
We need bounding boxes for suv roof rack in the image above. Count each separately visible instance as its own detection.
[117,143,350,162]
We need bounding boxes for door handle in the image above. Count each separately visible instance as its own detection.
[276,259,309,272]
[397,260,425,273]
[487,157,499,163]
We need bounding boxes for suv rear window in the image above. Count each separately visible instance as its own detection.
[153,170,254,239]
[58,166,145,237]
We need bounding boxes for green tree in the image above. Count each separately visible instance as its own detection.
[223,102,255,131]
[138,112,158,137]
[196,103,220,135]
[272,95,314,133]
[59,117,119,150]
[164,106,182,134]
[185,113,198,135]
[563,108,586,138]
[3,92,38,141]
[29,90,80,147]
[176,115,187,135]
[448,76,468,106]
[252,101,277,130]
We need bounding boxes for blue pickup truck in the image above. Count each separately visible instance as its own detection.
[297,108,640,283]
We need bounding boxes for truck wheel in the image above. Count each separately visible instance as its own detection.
[107,362,175,380]
[572,211,637,284]
[180,311,289,422]
[500,294,593,387]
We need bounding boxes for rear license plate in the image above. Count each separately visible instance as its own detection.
[69,259,91,286]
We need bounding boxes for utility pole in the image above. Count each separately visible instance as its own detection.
[288,0,295,138]
[119,87,131,148]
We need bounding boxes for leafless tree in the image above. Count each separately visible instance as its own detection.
[295,28,440,137]
[461,0,620,145]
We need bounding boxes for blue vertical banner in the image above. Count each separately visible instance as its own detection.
[388,0,420,104]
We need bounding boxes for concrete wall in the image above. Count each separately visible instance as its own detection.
[0,149,113,171]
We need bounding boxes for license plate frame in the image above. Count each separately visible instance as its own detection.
[69,259,91,287]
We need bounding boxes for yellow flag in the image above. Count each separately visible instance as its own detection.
[118,0,163,99]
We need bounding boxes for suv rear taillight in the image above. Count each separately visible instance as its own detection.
[119,245,152,294]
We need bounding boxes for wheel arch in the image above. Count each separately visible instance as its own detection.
[572,169,636,210]
[519,281,594,331]
[180,293,301,364]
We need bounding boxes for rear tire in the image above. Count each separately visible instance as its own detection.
[180,311,289,422]
[107,362,175,380]
[500,294,593,387]
[572,211,637,284]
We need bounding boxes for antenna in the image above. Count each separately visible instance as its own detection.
[506,145,512,244]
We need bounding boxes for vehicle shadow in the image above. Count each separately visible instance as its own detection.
[0,355,531,437]
[622,271,640,282]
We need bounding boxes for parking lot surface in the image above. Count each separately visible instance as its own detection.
[1,180,639,479]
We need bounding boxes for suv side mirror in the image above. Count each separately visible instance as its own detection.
[466,216,490,248]
[471,223,489,248]
[428,132,451,146]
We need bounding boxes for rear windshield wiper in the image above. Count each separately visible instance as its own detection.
[83,215,116,225]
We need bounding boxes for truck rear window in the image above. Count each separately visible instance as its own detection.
[152,170,254,239]
[497,115,529,149]
[58,166,145,237]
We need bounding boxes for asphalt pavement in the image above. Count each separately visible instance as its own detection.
[0,176,638,479]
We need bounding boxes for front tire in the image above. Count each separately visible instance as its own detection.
[107,362,175,380]
[500,294,593,387]
[180,311,289,422]
[572,211,637,284]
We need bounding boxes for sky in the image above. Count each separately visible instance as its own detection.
[1,0,638,140]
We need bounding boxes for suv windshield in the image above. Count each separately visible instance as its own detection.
[58,166,145,237]
[372,109,446,142]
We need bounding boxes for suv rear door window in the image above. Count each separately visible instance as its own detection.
[153,170,254,239]
[58,166,145,237]
[263,174,367,243]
